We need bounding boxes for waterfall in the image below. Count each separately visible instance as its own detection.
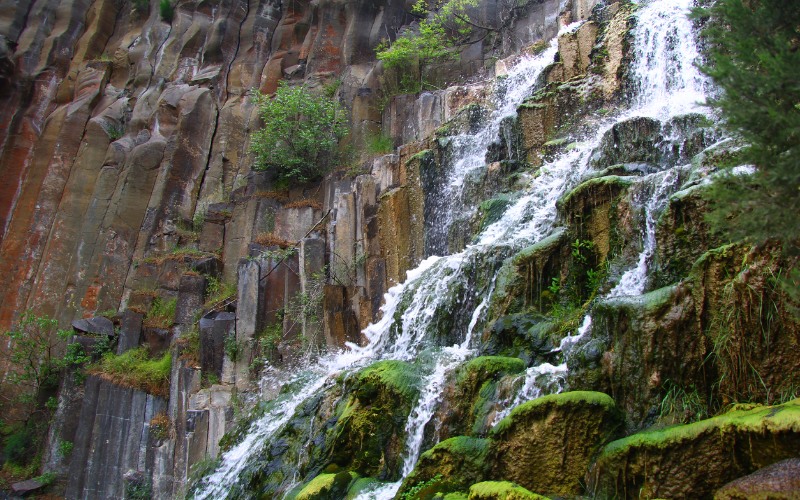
[195,0,716,497]
[487,0,715,424]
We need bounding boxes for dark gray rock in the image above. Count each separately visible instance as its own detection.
[11,478,45,495]
[175,274,207,326]
[71,316,115,336]
[199,311,235,378]
[118,309,143,354]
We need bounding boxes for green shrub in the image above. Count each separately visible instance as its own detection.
[250,82,348,185]
[159,0,174,22]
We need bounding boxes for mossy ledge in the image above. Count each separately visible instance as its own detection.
[489,391,619,497]
[468,481,551,500]
[589,399,800,498]
[397,436,491,498]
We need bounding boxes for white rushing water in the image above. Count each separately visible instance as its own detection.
[196,0,714,497]
[195,21,581,500]
[488,0,714,424]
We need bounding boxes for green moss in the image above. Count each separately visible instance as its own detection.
[296,471,359,500]
[443,493,470,500]
[556,175,634,210]
[468,481,550,500]
[327,361,421,480]
[492,391,616,437]
[488,391,619,496]
[592,399,800,498]
[398,437,490,498]
[457,357,526,386]
[407,149,434,165]
[355,360,421,402]
[345,478,382,499]
[477,197,513,233]
[89,348,172,396]
[603,399,800,459]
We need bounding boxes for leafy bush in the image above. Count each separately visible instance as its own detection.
[376,0,481,90]
[250,82,348,185]
[159,0,174,23]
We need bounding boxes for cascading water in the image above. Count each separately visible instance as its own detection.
[194,22,581,500]
[488,0,717,422]
[196,0,719,496]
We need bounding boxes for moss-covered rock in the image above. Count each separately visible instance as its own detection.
[437,356,527,439]
[585,284,707,429]
[489,228,569,319]
[296,471,359,500]
[345,477,383,499]
[651,181,720,288]
[589,400,800,499]
[397,437,491,498]
[468,481,550,500]
[326,360,421,480]
[687,244,800,406]
[489,391,619,497]
[556,175,634,265]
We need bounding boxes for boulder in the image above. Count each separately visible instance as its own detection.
[590,399,800,498]
[72,316,115,336]
[490,391,619,497]
[714,458,800,500]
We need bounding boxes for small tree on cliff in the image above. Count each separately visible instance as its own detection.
[250,82,348,186]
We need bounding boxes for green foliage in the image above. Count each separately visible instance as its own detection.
[366,133,394,155]
[402,474,444,500]
[224,333,241,362]
[91,348,172,396]
[57,439,73,458]
[204,276,237,308]
[144,296,177,328]
[104,123,125,140]
[2,428,32,465]
[1,311,72,415]
[695,0,800,249]
[250,82,348,185]
[125,477,152,500]
[377,0,481,69]
[659,380,708,425]
[33,471,56,486]
[159,0,174,23]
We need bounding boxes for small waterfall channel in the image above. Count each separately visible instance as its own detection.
[195,0,717,497]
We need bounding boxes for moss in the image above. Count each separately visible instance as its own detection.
[89,348,172,396]
[492,391,615,437]
[489,391,619,497]
[556,175,634,210]
[591,399,800,498]
[296,471,359,500]
[468,481,550,500]
[327,361,421,480]
[397,437,491,498]
[355,360,421,402]
[345,478,382,499]
[457,357,526,387]
[476,197,513,233]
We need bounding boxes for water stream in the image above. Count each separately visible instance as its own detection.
[195,0,715,497]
